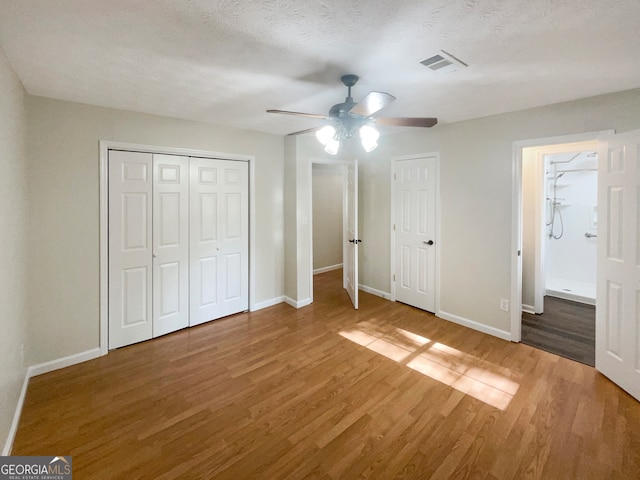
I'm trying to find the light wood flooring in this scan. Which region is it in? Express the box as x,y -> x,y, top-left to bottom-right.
13,270 -> 640,479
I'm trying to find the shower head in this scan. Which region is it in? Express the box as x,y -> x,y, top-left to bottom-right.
550,152 -> 581,165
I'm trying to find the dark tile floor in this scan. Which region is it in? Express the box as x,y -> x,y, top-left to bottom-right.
522,296 -> 595,366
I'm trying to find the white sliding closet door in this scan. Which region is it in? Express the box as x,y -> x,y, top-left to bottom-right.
109,151 -> 153,349
190,158 -> 249,326
153,155 -> 190,337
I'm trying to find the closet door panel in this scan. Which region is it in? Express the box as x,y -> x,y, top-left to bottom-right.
190,158 -> 249,325
109,150 -> 153,349
190,160 -> 222,325
218,162 -> 249,316
153,155 -> 189,337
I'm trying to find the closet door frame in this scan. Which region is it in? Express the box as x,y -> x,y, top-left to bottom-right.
99,140 -> 256,356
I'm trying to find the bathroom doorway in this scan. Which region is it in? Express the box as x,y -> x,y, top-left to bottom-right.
520,140 -> 598,365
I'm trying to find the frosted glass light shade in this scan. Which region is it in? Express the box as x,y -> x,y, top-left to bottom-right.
324,139 -> 340,155
359,125 -> 379,153
316,125 -> 336,145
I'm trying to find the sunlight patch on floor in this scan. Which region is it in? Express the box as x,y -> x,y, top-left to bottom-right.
339,324 -> 519,410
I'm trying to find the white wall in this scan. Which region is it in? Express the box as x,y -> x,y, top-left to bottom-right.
356,88 -> 640,335
26,96 -> 285,366
312,163 -> 343,270
0,48 -> 28,452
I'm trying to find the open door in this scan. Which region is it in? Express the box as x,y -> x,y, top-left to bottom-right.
344,159 -> 359,309
596,129 -> 640,401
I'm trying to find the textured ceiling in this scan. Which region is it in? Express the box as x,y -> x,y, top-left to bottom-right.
1,0 -> 639,135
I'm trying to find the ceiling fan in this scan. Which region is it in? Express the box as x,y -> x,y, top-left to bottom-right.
267,74 -> 437,154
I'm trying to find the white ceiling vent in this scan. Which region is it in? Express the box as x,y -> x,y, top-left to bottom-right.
420,50 -> 468,74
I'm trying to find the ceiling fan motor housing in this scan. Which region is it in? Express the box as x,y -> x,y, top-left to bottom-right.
341,74 -> 359,87
329,74 -> 361,117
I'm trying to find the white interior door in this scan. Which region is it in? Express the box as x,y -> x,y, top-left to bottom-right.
153,154 -> 189,337
394,156 -> 437,312
190,158 -> 249,325
596,129 -> 640,401
344,159 -> 359,309
108,150 -> 153,349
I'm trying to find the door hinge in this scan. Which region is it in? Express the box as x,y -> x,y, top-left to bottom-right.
393,274 -> 396,281
393,224 -> 396,231
517,250 -> 521,256
394,173 -> 397,181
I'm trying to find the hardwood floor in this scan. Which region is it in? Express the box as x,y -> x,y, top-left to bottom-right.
522,296 -> 595,366
13,270 -> 640,479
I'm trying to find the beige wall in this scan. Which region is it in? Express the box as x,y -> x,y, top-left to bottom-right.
357,88 -> 640,334
26,96 -> 285,365
0,48 -> 28,452
312,164 -> 343,270
283,137 -> 298,300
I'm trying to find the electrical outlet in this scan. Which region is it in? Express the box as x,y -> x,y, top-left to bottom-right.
500,298 -> 509,312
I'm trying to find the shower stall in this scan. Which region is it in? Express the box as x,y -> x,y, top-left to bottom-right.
544,151 -> 597,305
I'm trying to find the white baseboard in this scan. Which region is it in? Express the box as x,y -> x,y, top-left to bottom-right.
252,296 -> 285,311
437,310 -> 512,342
546,289 -> 596,306
284,296 -> 312,309
313,264 -> 343,275
359,284 -> 391,300
522,304 -> 536,315
3,347 -> 102,455
2,372 -> 29,456
28,348 -> 102,378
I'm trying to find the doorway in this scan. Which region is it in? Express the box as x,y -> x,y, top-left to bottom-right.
514,128 -> 640,402
520,140 -> 598,364
311,161 -> 347,301
521,143 -> 598,364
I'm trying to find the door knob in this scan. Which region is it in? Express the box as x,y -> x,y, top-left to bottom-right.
424,240 -> 434,246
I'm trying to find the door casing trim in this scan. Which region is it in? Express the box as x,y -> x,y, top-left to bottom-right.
510,130 -> 613,342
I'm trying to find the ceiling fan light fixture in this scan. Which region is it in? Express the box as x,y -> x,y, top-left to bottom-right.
315,125 -> 336,145
359,124 -> 380,153
268,74 -> 437,149
324,138 -> 340,155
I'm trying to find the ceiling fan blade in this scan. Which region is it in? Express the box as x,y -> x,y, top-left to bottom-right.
349,91 -> 396,117
375,117 -> 438,128
287,126 -> 324,136
267,109 -> 329,120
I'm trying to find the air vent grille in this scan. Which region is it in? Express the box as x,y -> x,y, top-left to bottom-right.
420,50 -> 467,74
421,55 -> 452,70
